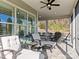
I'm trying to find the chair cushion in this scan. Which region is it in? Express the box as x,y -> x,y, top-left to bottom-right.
41,41 -> 55,46
32,33 -> 41,41
10,36 -> 21,51
1,36 -> 21,52
17,49 -> 41,59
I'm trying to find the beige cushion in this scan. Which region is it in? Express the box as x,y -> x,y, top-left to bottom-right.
17,49 -> 41,59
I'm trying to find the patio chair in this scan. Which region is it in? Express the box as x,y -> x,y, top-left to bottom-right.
31,33 -> 56,51
0,35 -> 44,59
50,32 -> 62,42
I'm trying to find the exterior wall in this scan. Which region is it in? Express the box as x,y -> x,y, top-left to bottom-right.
0,0 -> 38,34
4,0 -> 37,16
75,1 -> 79,55
71,0 -> 79,55
0,0 -> 38,44
4,0 -> 38,34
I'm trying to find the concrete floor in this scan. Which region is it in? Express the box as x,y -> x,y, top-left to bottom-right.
0,42 -> 79,59
46,42 -> 79,59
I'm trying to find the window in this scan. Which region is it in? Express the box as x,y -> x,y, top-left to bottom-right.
28,14 -> 36,33
38,21 -> 46,32
6,18 -> 12,34
0,2 -> 14,35
16,9 -> 27,38
0,2 -> 37,41
0,2 -> 37,48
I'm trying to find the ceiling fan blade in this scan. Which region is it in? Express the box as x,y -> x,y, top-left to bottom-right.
51,4 -> 60,6
50,0 -> 55,4
40,5 -> 47,8
40,1 -> 47,4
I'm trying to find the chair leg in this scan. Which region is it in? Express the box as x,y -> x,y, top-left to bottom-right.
52,42 -> 57,49
49,48 -> 52,53
12,51 -> 17,59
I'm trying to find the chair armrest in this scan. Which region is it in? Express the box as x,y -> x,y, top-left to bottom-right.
1,49 -> 16,52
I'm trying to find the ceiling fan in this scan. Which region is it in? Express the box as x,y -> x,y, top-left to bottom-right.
40,0 -> 60,10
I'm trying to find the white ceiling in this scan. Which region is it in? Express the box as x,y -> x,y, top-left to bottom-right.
22,0 -> 76,20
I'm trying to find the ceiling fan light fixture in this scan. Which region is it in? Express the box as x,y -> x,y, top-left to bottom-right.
48,4 -> 51,7
47,4 -> 51,9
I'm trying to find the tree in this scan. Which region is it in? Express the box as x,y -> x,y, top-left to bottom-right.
39,22 -> 45,29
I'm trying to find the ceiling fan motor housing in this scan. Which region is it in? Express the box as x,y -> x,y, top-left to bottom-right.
49,7 -> 51,10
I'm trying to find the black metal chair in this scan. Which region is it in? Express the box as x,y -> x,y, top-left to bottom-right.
31,33 -> 56,51
51,32 -> 62,42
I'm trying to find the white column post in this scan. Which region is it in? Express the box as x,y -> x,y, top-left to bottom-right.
12,8 -> 14,35
35,12 -> 38,33
69,17 -> 72,44
45,19 -> 48,40
72,8 -> 76,49
70,17 -> 73,45
27,12 -> 29,34
45,19 -> 48,33
14,8 -> 17,35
